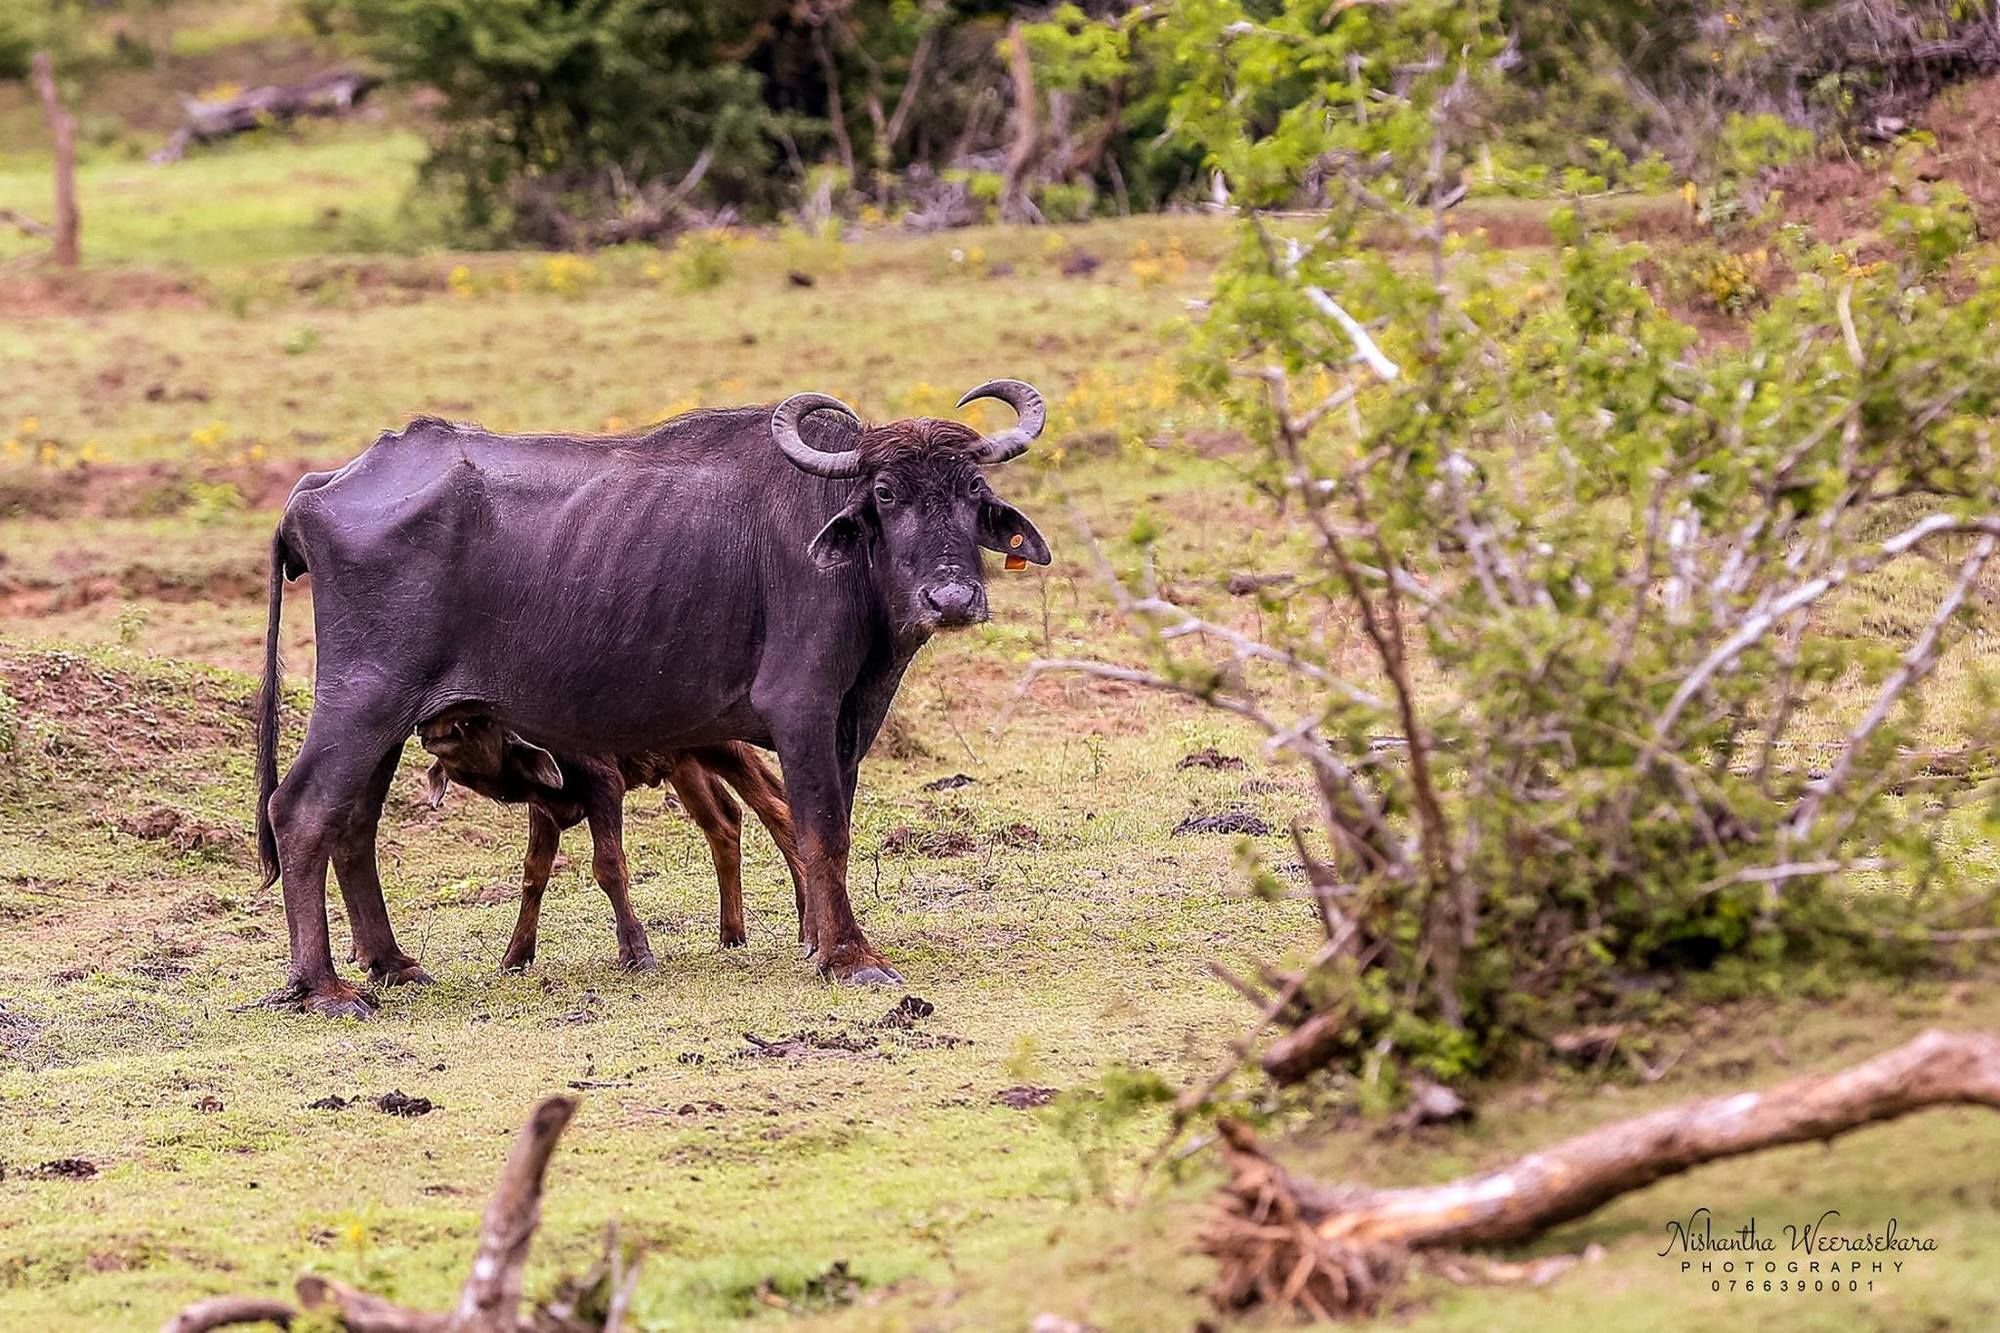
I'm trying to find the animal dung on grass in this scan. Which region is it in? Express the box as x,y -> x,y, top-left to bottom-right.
375,1090 -> 437,1117
1173,808 -> 1271,836
1176,747 -> 1246,771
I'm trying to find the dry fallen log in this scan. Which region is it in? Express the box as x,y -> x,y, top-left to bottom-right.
1206,1028 -> 2000,1319
162,1095 -> 632,1333
152,70 -> 379,164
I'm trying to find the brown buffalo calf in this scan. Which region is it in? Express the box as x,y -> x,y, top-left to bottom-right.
417,708 -> 804,970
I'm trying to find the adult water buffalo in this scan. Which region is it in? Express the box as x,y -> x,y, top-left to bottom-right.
254,382 -> 1050,1016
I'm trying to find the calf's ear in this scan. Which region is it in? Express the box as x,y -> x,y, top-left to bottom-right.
977,498 -> 1051,566
808,497 -> 876,571
504,733 -> 564,789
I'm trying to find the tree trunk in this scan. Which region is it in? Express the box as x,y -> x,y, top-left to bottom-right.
812,24 -> 857,181
1206,1029 -> 2000,1319
30,52 -> 79,268
998,21 -> 1040,224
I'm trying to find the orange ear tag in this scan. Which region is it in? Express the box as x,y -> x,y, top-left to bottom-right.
1005,533 -> 1027,570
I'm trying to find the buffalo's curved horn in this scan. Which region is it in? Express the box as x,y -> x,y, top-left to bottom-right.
957,379 -> 1045,465
771,392 -> 865,478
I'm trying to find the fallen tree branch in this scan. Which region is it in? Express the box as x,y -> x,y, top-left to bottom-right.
0,207 -> 52,239
1205,1028 -> 2000,1318
161,1095 -> 625,1333
151,69 -> 379,164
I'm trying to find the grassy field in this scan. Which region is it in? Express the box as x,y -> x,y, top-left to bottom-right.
6,94 -> 2000,1333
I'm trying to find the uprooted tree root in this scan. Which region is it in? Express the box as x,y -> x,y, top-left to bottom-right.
163,1095 -> 639,1333
1204,1028 -> 2000,1320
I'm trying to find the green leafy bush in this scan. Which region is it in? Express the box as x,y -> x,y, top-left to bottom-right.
1040,0 -> 2000,1093
327,0 -> 778,243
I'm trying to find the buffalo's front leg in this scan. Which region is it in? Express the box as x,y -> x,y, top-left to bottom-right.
500,806 -> 562,971
771,730 -> 901,986
578,762 -> 657,971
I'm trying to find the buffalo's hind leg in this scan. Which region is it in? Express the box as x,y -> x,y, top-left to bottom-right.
668,760 -> 749,948
332,741 -> 433,989
262,722 -> 398,1017
500,806 -> 562,971
578,762 -> 657,971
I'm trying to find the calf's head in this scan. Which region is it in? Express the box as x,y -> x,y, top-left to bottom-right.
771,379 -> 1050,634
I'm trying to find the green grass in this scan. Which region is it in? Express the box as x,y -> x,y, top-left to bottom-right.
6,117 -> 2000,1332
0,131 -> 426,270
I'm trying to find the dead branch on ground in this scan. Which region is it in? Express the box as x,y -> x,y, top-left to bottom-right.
161,1095 -> 636,1333
151,70 -> 380,164
1205,1029 -> 2000,1318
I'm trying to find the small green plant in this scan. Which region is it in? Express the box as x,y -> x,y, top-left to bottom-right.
184,481 -> 247,525
115,603 -> 151,648
1883,179 -> 1975,275
282,326 -> 322,356
1046,1065 -> 1175,1201
671,230 -> 734,292
0,683 -> 17,757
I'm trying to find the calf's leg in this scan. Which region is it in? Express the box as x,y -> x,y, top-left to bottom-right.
700,743 -> 807,943
577,762 -> 657,971
667,760 -> 749,948
500,806 -> 562,971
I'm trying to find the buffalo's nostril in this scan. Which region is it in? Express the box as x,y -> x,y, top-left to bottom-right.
925,583 -> 978,617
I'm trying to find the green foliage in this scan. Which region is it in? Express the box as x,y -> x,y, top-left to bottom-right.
1713,111 -> 1817,180
1113,0 -> 2000,1091
670,228 -> 735,292
1046,1064 -> 1175,1201
328,0 -> 777,242
1655,239 -> 1772,314
1882,179 -> 1977,275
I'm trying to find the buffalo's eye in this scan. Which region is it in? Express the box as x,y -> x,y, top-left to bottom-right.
874,483 -> 897,505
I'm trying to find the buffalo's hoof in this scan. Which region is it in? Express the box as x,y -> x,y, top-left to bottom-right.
368,959 -> 435,988
720,930 -> 748,949
255,979 -> 377,1019
499,953 -> 535,974
619,952 -> 661,973
820,952 -> 905,987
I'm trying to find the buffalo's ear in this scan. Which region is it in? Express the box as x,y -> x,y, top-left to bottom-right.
808,497 -> 876,571
977,497 -> 1051,565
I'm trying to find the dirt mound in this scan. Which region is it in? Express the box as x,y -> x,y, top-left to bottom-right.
0,646 -> 246,761
0,457 -> 314,522
0,268 -> 206,320
1774,75 -> 2000,248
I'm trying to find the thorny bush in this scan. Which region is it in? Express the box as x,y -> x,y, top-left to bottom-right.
1033,0 -> 2000,1091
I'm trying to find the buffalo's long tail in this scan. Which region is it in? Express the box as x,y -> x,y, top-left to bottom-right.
255,528 -> 290,887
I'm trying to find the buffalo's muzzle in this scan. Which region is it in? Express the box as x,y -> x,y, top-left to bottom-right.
923,581 -> 984,626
